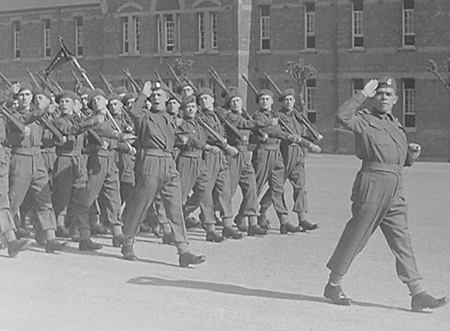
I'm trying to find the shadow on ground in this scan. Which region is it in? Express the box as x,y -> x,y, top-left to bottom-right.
127,276 -> 414,313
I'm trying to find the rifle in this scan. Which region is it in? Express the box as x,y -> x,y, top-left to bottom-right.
26,69 -> 40,88
0,72 -> 12,88
208,67 -> 256,123
1,105 -> 26,133
263,71 -> 322,141
241,74 -> 296,136
155,70 -> 227,146
36,71 -> 61,94
98,71 -> 114,94
122,68 -> 142,93
48,75 -> 64,93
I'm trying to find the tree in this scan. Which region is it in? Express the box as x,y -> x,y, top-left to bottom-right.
285,58 -> 317,115
427,58 -> 450,161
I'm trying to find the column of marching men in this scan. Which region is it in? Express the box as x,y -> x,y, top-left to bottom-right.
0,77 -> 321,266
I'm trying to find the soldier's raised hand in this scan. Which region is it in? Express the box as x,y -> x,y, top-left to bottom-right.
363,79 -> 379,98
142,81 -> 152,98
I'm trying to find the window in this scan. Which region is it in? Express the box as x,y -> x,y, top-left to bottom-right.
134,16 -> 140,53
75,17 -> 83,57
211,12 -> 218,50
305,2 -> 315,49
198,13 -> 205,51
122,16 -> 140,55
352,78 -> 364,95
13,21 -> 20,59
122,17 -> 129,54
44,19 -> 51,58
260,5 -> 270,50
197,11 -> 218,52
403,78 -> 415,128
352,78 -> 364,110
157,14 -> 180,53
352,0 -> 364,48
403,0 -> 415,46
305,79 -> 316,123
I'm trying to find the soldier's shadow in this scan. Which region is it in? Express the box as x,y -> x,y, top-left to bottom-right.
127,276 -> 418,313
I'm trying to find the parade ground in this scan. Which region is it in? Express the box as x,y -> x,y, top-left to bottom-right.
1,154 -> 449,331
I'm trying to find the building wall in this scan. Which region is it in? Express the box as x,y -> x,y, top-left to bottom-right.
0,0 -> 449,159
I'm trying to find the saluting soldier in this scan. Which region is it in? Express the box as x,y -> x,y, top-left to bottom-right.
121,82 -> 205,267
52,90 -> 103,251
252,89 -> 300,233
7,82 -> 68,253
259,88 -> 320,232
324,77 -> 448,312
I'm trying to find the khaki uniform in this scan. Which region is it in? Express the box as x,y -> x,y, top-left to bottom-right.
327,91 -> 421,283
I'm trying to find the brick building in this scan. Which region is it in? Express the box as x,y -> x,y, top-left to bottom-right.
0,0 -> 449,159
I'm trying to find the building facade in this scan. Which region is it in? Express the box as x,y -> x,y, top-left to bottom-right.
0,0 -> 449,159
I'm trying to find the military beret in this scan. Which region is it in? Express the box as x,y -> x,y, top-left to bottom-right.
377,76 -> 397,91
255,89 -> 273,103
18,82 -> 33,94
221,85 -> 238,99
33,87 -> 52,101
55,90 -> 81,104
167,93 -> 181,103
180,95 -> 197,109
278,88 -> 296,102
115,86 -> 128,95
122,92 -> 138,105
196,87 -> 214,99
77,86 -> 92,96
176,81 -> 191,94
87,88 -> 107,107
108,93 -> 121,102
225,89 -> 242,106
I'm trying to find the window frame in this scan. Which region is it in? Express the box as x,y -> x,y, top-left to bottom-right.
43,19 -> 51,58
352,0 -> 364,49
75,17 -> 83,57
402,78 -> 416,128
13,21 -> 20,59
122,16 -> 130,54
305,79 -> 317,123
402,0 -> 415,47
304,2 -> 316,50
260,5 -> 270,51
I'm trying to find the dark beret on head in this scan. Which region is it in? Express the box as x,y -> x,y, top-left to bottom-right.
122,92 -> 138,105
196,87 -> 214,99
18,82 -> 34,94
278,88 -> 296,102
108,93 -> 121,102
180,95 -> 197,109
55,90 -> 81,104
255,89 -> 273,103
225,89 -> 242,106
377,76 -> 397,91
33,87 -> 52,101
87,88 -> 107,107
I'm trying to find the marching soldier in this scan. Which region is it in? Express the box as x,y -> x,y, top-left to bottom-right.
252,89 -> 300,233
223,89 -> 268,236
121,81 -> 205,267
107,93 -> 136,209
259,88 -> 320,232
52,90 -> 103,250
75,88 -> 135,248
7,82 -> 68,253
324,77 -> 448,311
175,95 -> 218,240
184,87 -> 242,241
0,96 -> 31,257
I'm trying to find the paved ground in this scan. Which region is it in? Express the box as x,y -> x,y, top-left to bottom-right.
1,154 -> 449,331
